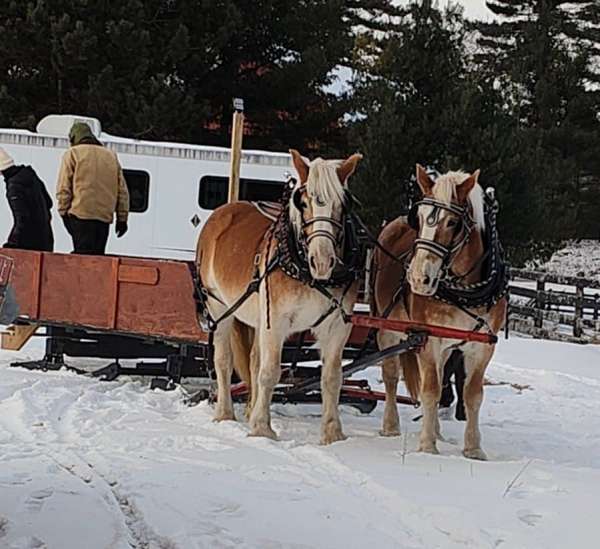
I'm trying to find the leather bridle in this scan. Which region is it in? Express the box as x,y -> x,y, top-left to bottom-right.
412,197 -> 475,265
293,184 -> 346,250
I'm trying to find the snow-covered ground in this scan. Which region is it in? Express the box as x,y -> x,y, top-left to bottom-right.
536,239 -> 600,279
1,336 -> 599,549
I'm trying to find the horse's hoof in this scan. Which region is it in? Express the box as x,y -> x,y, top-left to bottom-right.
380,429 -> 401,437
320,431 -> 347,445
249,426 -> 278,440
213,412 -> 236,423
417,443 -> 440,455
463,448 -> 488,461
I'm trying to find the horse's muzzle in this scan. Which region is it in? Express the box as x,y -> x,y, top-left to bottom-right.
407,255 -> 442,296
309,253 -> 336,281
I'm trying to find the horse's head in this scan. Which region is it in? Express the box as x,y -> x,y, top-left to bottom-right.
289,150 -> 362,280
407,165 -> 483,296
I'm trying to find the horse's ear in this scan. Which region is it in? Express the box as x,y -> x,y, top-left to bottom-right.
416,164 -> 434,195
337,153 -> 363,184
456,169 -> 480,203
289,149 -> 309,183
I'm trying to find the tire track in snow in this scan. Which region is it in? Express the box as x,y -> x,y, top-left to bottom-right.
0,377 -> 178,549
55,455 -> 177,549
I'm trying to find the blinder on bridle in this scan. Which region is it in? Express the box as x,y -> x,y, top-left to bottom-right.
291,182 -> 356,248
409,197 -> 474,262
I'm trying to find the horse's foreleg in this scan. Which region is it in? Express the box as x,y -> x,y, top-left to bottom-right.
381,356 -> 401,436
416,351 -> 441,454
213,320 -> 236,422
248,326 -> 282,440
316,319 -> 351,445
462,347 -> 493,460
377,330 -> 403,437
246,330 -> 260,420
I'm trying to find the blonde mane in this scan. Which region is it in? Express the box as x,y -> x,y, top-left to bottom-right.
432,171 -> 486,231
290,158 -> 346,233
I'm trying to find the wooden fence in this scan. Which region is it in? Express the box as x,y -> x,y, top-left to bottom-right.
508,268 -> 600,343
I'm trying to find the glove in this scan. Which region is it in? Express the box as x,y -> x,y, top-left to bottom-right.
116,221 -> 128,238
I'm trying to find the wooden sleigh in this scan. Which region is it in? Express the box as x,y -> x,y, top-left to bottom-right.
0,250 -> 495,412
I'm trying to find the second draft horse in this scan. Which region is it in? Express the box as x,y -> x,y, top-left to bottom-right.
373,166 -> 507,459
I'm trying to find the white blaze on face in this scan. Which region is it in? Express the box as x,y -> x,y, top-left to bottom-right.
307,192 -> 341,280
288,150 -> 362,281
408,204 -> 445,296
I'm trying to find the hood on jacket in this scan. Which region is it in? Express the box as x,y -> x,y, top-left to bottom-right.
2,165 -> 33,185
69,122 -> 102,146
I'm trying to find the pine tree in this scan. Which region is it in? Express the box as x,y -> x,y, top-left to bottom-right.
0,1 -> 354,151
349,2 -> 492,227
474,0 -> 600,240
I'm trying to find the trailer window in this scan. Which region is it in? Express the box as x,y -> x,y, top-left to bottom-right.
198,176 -> 284,210
123,169 -> 150,213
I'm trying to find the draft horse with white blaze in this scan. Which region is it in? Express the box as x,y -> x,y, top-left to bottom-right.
195,150 -> 363,444
372,166 -> 507,459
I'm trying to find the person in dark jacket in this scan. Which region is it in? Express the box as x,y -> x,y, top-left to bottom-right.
0,148 -> 54,252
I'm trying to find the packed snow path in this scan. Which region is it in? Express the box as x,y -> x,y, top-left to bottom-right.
0,336 -> 599,549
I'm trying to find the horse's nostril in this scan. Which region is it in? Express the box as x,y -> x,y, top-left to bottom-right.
310,256 -> 317,270
423,275 -> 431,285
329,257 -> 335,269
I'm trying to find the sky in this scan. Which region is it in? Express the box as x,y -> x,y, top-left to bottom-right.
396,0 -> 498,21
452,0 -> 497,21
327,1 -> 497,95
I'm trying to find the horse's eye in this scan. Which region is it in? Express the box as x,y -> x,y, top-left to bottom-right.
315,196 -> 326,207
447,218 -> 458,228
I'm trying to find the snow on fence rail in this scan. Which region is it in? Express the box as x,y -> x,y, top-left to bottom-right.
508,268 -> 600,343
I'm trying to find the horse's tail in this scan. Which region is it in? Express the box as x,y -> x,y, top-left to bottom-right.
231,319 -> 254,388
402,351 -> 421,402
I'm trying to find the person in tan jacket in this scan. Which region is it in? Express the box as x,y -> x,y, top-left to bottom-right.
56,122 -> 130,254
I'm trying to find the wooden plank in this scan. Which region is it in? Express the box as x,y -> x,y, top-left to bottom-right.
509,319 -> 590,344
32,252 -> 43,318
510,285 -> 600,309
0,255 -> 13,286
510,268 -> 600,289
574,286 -> 584,338
535,278 -> 545,328
39,254 -> 114,329
109,257 -> 120,330
228,99 -> 244,203
510,304 -> 600,329
118,265 -> 159,285
1,323 -> 38,351
115,259 -> 208,343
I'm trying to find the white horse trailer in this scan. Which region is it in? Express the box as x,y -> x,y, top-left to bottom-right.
0,114 -> 292,260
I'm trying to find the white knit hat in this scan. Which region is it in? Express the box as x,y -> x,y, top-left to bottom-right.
0,148 -> 15,171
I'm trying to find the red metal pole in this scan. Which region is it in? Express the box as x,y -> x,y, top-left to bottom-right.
341,386 -> 417,406
351,315 -> 498,344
